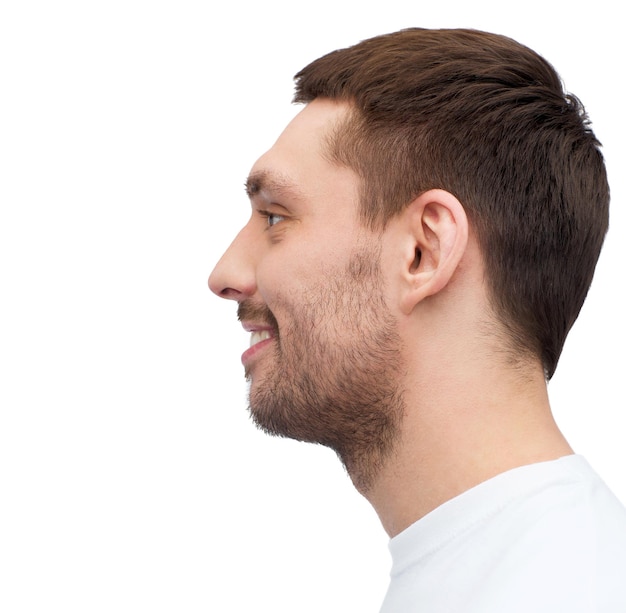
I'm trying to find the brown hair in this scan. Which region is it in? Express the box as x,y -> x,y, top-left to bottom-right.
293,28 -> 609,379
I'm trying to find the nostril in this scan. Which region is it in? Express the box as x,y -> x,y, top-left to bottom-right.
219,287 -> 242,300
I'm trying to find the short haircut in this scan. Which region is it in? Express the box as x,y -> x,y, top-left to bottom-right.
293,28 -> 609,379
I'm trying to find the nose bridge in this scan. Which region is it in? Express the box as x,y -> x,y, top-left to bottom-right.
208,220 -> 258,300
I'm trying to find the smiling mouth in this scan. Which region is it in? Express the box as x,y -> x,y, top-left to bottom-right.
250,329 -> 273,347
241,325 -> 276,368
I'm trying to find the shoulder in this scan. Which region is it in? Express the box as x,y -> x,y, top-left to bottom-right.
470,455 -> 626,611
381,455 -> 626,613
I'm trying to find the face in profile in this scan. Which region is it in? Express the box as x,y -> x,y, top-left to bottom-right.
209,99 -> 405,491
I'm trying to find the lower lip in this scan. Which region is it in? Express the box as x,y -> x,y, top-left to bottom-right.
241,337 -> 274,367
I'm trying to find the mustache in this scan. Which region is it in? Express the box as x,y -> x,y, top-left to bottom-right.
237,300 -> 279,331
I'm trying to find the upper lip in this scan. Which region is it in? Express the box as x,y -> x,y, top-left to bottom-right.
241,321 -> 275,334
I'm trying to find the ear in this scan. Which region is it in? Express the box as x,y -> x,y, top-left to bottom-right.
397,189 -> 469,315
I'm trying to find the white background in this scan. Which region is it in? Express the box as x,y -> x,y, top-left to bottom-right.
1,1 -> 624,611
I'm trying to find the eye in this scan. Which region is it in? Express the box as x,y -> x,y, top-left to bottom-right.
267,213 -> 285,227
259,210 -> 286,228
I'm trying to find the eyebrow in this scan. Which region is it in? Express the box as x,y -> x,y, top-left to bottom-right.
244,170 -> 304,203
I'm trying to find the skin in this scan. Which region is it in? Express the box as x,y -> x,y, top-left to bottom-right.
209,98 -> 573,538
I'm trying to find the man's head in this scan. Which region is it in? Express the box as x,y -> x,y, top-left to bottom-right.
293,27 -> 609,379
209,28 -> 609,489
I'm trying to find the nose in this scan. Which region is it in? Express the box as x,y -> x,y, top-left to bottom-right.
208,222 -> 257,301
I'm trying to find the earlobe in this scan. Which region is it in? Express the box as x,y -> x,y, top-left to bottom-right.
399,189 -> 469,315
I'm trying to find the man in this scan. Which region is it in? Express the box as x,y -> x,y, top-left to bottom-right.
209,28 -> 626,611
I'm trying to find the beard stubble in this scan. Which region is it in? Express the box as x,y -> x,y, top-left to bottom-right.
238,247 -> 405,494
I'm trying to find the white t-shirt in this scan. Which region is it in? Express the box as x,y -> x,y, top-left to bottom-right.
380,455 -> 626,612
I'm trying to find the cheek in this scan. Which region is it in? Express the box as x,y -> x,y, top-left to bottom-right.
257,246 -> 341,302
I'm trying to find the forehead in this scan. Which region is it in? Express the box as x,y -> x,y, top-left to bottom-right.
247,99 -> 357,205
271,97 -> 351,156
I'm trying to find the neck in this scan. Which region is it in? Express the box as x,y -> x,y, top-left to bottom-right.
359,354 -> 573,538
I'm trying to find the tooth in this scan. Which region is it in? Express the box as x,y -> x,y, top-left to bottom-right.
250,330 -> 271,347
